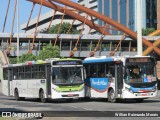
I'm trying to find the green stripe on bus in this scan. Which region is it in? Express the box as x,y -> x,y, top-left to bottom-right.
55,85 -> 83,92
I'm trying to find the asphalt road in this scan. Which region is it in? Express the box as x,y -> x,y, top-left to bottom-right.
0,83 -> 160,120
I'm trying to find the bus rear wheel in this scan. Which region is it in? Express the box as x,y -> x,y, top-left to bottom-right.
14,89 -> 20,101
40,90 -> 47,103
108,89 -> 116,103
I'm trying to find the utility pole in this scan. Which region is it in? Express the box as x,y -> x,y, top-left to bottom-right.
137,0 -> 143,56
17,0 -> 19,62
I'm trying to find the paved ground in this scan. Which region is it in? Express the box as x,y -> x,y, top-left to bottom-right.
0,83 -> 160,120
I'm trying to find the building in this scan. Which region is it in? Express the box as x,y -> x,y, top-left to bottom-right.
78,0 -> 158,34
21,10 -> 79,33
0,33 -> 159,58
146,0 -> 157,29
21,0 -> 158,34
157,0 -> 160,29
77,0 -> 98,34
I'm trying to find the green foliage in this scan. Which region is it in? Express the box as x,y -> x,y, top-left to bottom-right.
9,57 -> 17,64
18,53 -> 36,63
8,44 -> 61,64
142,28 -> 155,36
48,22 -> 80,34
9,54 -> 36,64
37,44 -> 60,60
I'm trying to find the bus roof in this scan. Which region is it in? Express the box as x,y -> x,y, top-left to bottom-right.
111,55 -> 152,62
45,58 -> 81,62
3,58 -> 82,68
83,56 -> 114,64
83,55 -> 152,64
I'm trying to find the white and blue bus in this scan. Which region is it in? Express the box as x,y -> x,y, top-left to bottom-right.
83,56 -> 158,102
2,58 -> 85,102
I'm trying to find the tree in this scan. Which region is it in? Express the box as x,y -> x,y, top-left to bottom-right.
8,44 -> 60,64
48,22 -> 80,34
18,53 -> 36,63
142,28 -> 155,36
36,44 -> 60,60
9,54 -> 36,64
9,57 -> 17,64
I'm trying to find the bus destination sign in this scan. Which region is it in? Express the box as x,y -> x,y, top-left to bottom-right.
127,58 -> 151,62
52,61 -> 82,65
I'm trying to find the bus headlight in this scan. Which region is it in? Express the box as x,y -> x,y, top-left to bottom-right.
78,84 -> 84,92
129,89 -> 134,93
125,87 -> 134,93
52,87 -> 60,93
125,87 -> 129,91
153,87 -> 157,92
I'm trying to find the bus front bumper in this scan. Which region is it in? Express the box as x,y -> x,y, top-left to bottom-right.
121,90 -> 158,99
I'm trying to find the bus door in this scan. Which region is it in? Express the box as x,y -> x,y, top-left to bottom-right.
4,68 -> 13,96
8,68 -> 13,96
115,62 -> 123,98
2,68 -> 8,96
46,65 -> 51,97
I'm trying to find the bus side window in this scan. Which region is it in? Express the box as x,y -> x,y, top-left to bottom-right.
32,73 -> 37,79
19,75 -> 22,79
90,64 -> 97,77
39,72 -> 45,79
92,73 -> 97,77
85,64 -> 91,78
13,75 -> 17,79
109,63 -> 115,77
97,63 -> 105,77
13,68 -> 18,80
18,67 -> 25,79
25,66 -> 31,79
39,66 -> 45,79
105,63 -> 110,77
3,68 -> 8,80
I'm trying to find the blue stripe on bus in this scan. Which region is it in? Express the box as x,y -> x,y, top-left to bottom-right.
83,58 -> 113,63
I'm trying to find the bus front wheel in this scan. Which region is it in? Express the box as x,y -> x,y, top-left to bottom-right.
14,89 -> 20,101
39,90 -> 47,103
108,89 -> 116,103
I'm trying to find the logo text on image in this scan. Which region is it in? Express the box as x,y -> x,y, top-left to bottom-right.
2,112 -> 12,117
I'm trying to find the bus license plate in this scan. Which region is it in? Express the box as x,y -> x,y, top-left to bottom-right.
68,94 -> 73,97
141,93 -> 147,96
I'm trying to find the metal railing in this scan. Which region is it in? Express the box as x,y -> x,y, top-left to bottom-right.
0,45 -> 137,52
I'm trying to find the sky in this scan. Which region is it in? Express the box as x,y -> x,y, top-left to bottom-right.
0,0 -> 77,33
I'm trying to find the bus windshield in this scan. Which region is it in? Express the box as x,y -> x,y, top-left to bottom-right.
52,67 -> 83,85
124,62 -> 157,84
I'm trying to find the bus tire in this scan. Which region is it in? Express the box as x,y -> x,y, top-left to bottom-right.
14,89 -> 20,101
40,90 -> 47,103
108,89 -> 116,103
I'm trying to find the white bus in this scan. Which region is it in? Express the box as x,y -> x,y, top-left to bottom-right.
83,56 -> 158,102
2,58 -> 85,102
